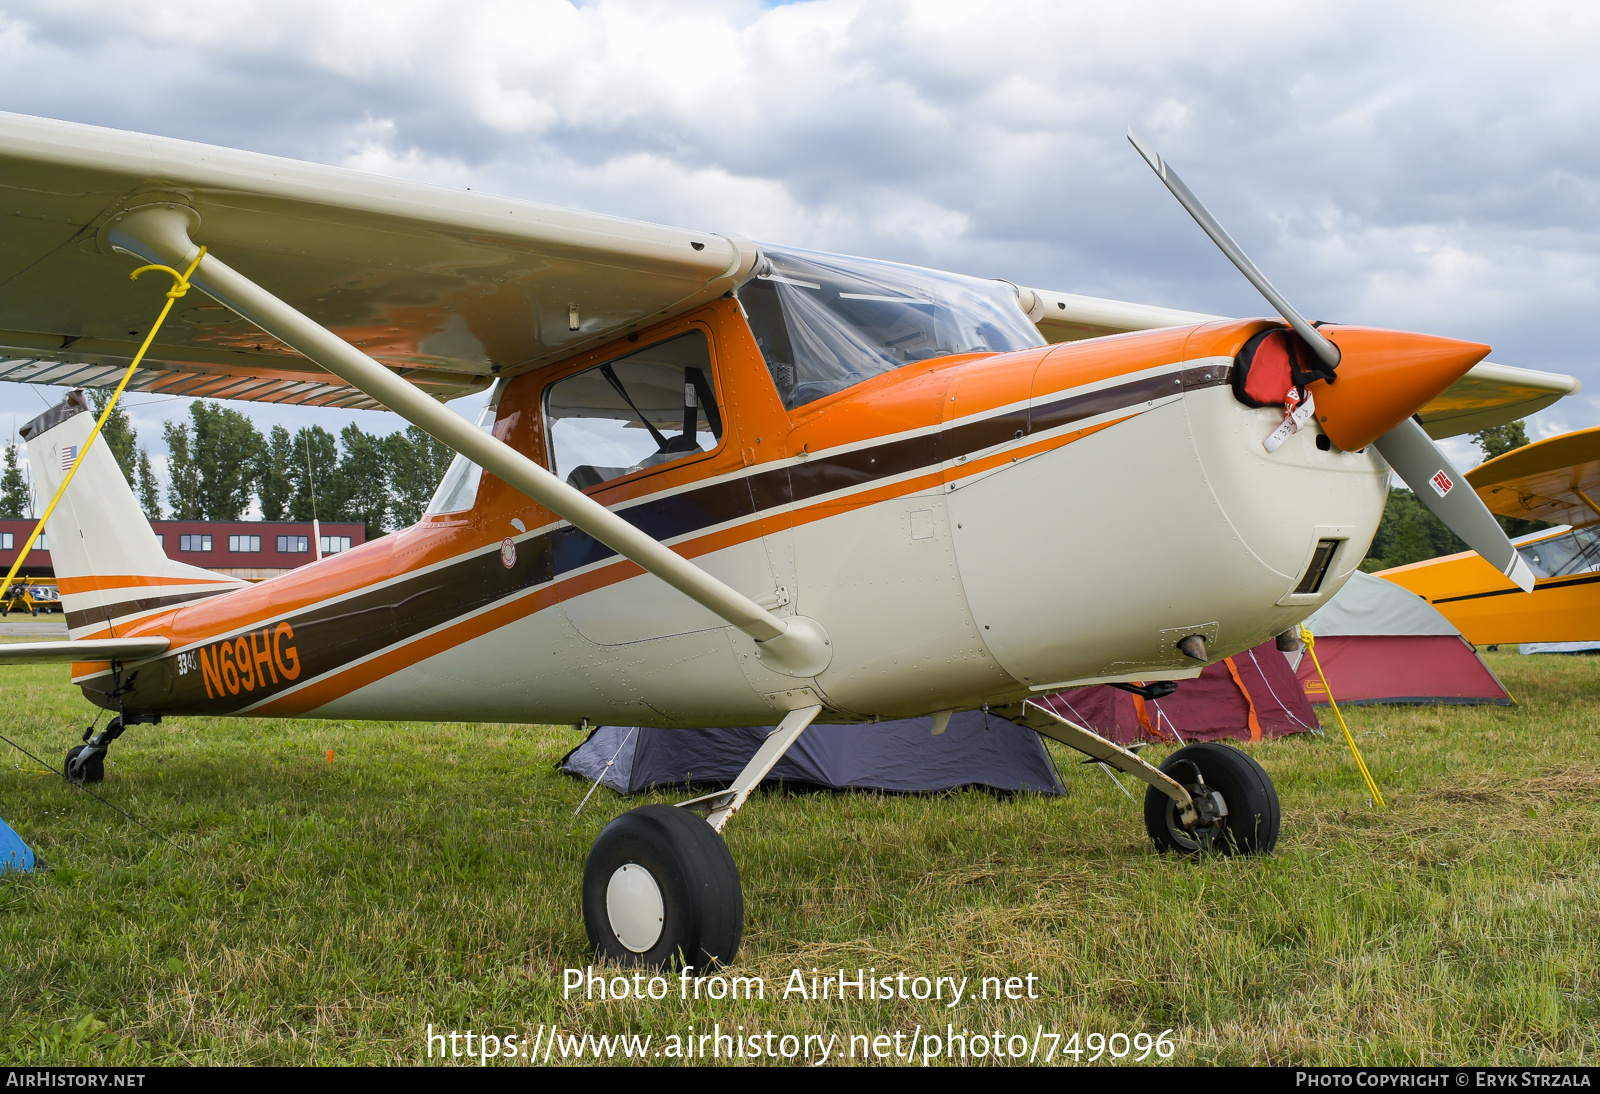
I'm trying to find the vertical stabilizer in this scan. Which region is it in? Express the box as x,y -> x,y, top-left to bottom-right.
21,391 -> 244,639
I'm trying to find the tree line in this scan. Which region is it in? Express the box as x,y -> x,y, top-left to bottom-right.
0,395 -> 456,537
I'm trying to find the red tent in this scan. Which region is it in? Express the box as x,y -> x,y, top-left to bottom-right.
1039,640 -> 1320,745
1293,572 -> 1511,706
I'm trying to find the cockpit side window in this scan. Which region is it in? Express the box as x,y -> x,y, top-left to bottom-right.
543,330 -> 723,490
736,245 -> 1044,411
1516,524 -> 1600,579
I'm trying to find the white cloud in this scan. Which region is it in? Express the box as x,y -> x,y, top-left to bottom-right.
0,0 -> 1597,455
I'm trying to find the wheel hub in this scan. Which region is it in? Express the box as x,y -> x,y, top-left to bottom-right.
605,863 -> 665,953
1165,782 -> 1229,851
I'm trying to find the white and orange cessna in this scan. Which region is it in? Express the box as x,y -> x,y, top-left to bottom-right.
0,113 -> 1576,970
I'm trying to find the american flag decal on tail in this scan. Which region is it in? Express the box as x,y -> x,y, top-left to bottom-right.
60,445 -> 77,471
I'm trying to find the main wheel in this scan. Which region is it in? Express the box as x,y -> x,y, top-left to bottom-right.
583,804 -> 743,972
64,744 -> 104,784
1144,742 -> 1279,855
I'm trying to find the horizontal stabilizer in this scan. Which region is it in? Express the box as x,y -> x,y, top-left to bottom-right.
0,637 -> 169,665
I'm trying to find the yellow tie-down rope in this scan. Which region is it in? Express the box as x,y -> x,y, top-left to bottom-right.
0,248 -> 207,609
1300,625 -> 1387,809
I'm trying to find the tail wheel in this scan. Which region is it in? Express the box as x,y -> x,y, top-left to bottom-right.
583,804 -> 742,972
1144,741 -> 1280,855
64,744 -> 105,784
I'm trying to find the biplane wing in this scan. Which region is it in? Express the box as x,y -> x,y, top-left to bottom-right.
1467,424 -> 1600,528
1018,286 -> 1581,439
0,110 -> 756,407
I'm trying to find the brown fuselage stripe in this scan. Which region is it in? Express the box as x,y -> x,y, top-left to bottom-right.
65,588 -> 229,631
1430,569 -> 1600,605
99,366 -> 1222,717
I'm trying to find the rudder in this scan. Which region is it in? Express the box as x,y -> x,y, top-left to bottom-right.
21,390 -> 243,639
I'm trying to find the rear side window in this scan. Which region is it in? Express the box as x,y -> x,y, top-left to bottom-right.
544,330 -> 723,490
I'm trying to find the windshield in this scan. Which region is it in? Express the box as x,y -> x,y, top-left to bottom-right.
736,246 -> 1043,410
1517,525 -> 1600,579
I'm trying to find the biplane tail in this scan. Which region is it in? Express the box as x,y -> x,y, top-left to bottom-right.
21,390 -> 245,640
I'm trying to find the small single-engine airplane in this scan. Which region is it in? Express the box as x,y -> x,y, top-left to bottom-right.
0,112 -> 1578,970
1382,425 -> 1600,643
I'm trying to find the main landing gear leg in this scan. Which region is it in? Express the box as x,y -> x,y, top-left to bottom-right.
582,705 -> 822,971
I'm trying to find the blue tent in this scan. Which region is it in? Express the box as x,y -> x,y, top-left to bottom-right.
0,814 -> 36,873
561,711 -> 1063,796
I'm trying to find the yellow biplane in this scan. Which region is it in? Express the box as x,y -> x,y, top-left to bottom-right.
1381,425 -> 1600,644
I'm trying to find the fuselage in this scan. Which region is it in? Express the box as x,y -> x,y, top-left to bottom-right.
74,294 -> 1390,728
1380,525 -> 1600,644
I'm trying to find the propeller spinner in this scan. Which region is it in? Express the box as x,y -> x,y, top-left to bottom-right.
1127,127 -> 1536,594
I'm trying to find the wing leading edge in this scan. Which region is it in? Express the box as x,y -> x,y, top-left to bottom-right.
0,111 -> 757,407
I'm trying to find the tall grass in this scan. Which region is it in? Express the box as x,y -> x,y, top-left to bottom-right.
1,652 -> 1595,1065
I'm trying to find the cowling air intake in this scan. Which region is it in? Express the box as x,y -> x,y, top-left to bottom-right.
1231,326 -> 1338,452
1231,326 -> 1337,410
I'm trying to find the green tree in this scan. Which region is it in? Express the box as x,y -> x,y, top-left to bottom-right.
163,420 -> 202,519
1361,488 -> 1469,573
190,401 -> 263,520
0,441 -> 29,519
88,388 -> 138,487
256,425 -> 294,522
1468,418 -> 1548,539
336,424 -> 390,537
1471,420 -> 1530,462
287,426 -> 342,522
387,425 -> 454,526
136,448 -> 162,521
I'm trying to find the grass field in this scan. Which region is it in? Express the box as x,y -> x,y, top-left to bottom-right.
1,651 -> 1597,1066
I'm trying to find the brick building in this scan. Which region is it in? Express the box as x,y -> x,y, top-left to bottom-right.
0,518 -> 366,581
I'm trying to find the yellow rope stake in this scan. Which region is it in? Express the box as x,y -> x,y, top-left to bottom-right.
0,247 -> 207,608
1300,625 -> 1387,809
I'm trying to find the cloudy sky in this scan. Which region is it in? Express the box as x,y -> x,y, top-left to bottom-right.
2,0 -> 1597,483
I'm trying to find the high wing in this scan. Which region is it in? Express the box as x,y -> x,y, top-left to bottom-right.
0,111 -> 756,408
1016,286 -> 1581,439
0,109 -> 1577,431
0,637 -> 169,665
1466,425 -> 1600,528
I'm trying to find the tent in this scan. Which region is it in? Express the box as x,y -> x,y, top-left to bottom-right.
560,711 -> 1063,796
1294,571 -> 1512,705
1036,639 -> 1321,745
0,815 -> 36,874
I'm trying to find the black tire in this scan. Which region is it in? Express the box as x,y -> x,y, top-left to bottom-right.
583,804 -> 742,972
64,744 -> 104,784
1144,742 -> 1279,855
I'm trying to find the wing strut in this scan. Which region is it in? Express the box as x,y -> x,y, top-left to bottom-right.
104,204 -> 831,679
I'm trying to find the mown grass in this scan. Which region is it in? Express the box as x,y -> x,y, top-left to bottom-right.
0,652 -> 1596,1066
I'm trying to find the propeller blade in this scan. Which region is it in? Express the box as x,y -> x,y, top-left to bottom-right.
1126,126 -> 1340,371
1373,418 -> 1536,592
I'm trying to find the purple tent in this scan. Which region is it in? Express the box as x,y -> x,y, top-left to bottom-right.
560,711 -> 1063,796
